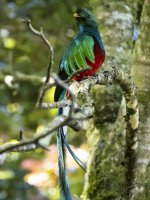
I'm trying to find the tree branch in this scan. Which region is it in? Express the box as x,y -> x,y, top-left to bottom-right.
78,67 -> 139,200
0,115 -> 67,154
23,18 -> 54,107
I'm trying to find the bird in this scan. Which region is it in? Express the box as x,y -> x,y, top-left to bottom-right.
54,8 -> 105,200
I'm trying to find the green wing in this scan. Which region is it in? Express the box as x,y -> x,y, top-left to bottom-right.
60,34 -> 95,76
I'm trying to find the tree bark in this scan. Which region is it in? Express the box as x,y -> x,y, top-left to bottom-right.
81,0 -> 145,199
131,0 -> 150,199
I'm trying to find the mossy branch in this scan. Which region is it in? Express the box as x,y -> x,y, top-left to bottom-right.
78,68 -> 139,200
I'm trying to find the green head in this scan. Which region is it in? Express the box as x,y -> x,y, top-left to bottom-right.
74,8 -> 98,28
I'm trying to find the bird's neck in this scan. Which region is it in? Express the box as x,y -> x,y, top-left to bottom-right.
79,25 -> 98,33
79,25 -> 105,51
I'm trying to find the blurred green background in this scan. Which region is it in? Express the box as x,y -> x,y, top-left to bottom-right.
0,0 -> 90,199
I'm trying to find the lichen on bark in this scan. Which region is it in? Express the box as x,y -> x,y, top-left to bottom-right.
81,0 -> 141,199
131,0 -> 150,199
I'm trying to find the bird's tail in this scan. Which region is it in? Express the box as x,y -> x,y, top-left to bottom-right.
57,105 -> 86,199
60,106 -> 86,171
61,132 -> 86,171
57,127 -> 72,200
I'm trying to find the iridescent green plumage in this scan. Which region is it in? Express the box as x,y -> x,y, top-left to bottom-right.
60,35 -> 95,75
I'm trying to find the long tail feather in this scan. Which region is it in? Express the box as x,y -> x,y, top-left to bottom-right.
57,127 -> 72,200
57,104 -> 86,200
61,132 -> 86,171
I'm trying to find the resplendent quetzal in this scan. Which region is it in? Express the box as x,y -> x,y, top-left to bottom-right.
54,8 -> 105,200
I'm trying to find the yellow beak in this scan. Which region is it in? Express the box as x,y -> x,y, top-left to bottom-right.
73,13 -> 80,18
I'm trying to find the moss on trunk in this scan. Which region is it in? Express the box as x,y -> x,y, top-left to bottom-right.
131,1 -> 150,199
81,0 -> 145,199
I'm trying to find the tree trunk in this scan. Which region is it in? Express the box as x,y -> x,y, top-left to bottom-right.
131,0 -> 150,199
81,0 -> 146,199
81,0 -> 150,200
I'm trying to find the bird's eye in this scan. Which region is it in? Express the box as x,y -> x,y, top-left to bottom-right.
87,14 -> 91,18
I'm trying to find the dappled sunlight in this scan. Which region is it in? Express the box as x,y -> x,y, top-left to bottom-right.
21,144 -> 88,199
22,144 -> 88,183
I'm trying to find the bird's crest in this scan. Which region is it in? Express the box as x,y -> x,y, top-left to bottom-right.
74,8 -> 98,27
76,8 -> 97,22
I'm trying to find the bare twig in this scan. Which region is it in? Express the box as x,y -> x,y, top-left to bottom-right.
65,67 -> 91,83
23,18 -> 54,107
36,142 -> 50,151
18,130 -> 24,141
14,71 -> 44,84
52,73 -> 76,118
0,115 -> 67,154
40,100 -> 72,109
0,71 -> 43,87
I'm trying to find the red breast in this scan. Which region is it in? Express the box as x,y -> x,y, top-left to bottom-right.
74,38 -> 105,81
